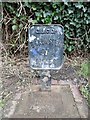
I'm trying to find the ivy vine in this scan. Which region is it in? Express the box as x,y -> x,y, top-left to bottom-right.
2,2 -> 90,57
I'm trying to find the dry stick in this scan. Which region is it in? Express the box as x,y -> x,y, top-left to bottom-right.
1,44 -> 8,59
10,32 -> 15,40
3,91 -> 13,102
18,0 -> 26,15
14,40 -> 26,54
21,3 -> 26,15
14,31 -> 22,46
20,31 -> 22,56
3,8 -> 11,18
3,15 -> 8,24
15,17 -> 27,24
5,18 -> 12,25
1,44 -> 15,65
24,32 -> 27,56
24,23 -> 29,31
3,11 -> 11,41
14,19 -> 28,54
15,24 -> 25,38
17,0 -> 22,15
15,31 -> 21,37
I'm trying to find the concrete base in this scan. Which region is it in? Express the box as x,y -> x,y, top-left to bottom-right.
10,85 -> 86,118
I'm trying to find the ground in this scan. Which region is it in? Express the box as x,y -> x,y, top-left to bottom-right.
0,43 -> 89,118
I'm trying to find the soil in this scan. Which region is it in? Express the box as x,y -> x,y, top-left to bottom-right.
1,54 -> 88,100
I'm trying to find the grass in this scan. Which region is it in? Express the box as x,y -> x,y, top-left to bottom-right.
79,60 -> 90,108
0,99 -> 5,108
80,83 -> 90,108
79,60 -> 90,77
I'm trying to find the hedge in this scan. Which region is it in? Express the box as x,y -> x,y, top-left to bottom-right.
2,2 -> 90,57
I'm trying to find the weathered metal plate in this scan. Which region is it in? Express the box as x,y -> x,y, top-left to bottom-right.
28,24 -> 64,70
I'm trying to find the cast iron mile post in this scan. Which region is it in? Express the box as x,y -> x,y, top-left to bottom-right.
28,24 -> 64,91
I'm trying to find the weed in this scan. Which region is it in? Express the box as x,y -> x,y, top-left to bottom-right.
79,60 -> 90,108
80,83 -> 90,108
79,60 -> 90,77
0,100 -> 5,108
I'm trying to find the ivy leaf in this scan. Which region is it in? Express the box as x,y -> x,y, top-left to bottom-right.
54,16 -> 58,20
68,9 -> 73,14
43,12 -> 51,18
68,46 -> 72,52
88,8 -> 90,13
76,24 -> 81,28
70,22 -> 76,26
32,6 -> 36,11
35,12 -> 41,17
19,23 -> 23,29
0,100 -> 4,107
41,19 -> 44,23
74,3 -> 83,9
12,25 -> 18,31
83,7 -> 87,12
64,1 -> 68,6
86,20 -> 89,24
64,44 -> 67,50
65,32 -> 70,38
65,24 -> 69,29
52,4 -> 57,9
44,17 -> 52,24
24,2 -> 31,8
12,18 -> 17,24
32,20 -> 37,24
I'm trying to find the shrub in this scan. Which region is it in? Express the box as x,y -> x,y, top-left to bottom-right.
2,2 -> 90,56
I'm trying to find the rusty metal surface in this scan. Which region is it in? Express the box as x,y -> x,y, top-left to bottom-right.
28,24 -> 64,70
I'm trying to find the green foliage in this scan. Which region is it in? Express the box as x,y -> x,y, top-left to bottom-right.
80,83 -> 90,108
12,25 -> 18,31
79,60 -> 90,108
2,2 -> 90,56
0,100 -> 5,108
79,60 -> 90,77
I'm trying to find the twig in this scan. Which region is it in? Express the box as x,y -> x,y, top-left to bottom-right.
5,18 -> 12,25
10,33 -> 15,40
14,40 -> 26,54
24,23 -> 28,31
3,8 -> 11,18
1,42 -> 9,59
18,0 -> 26,15
3,92 -> 13,101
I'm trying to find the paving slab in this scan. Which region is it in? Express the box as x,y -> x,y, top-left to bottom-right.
11,85 -> 81,118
